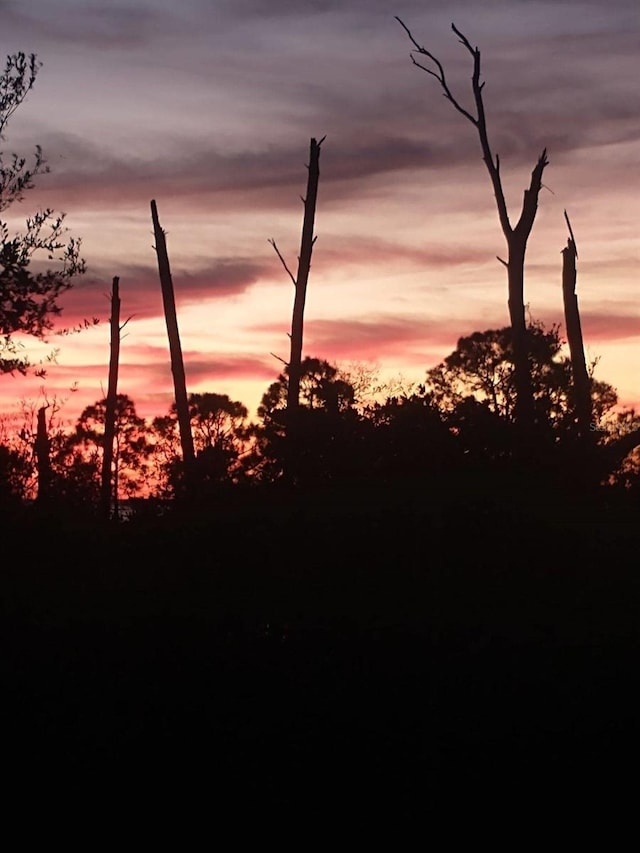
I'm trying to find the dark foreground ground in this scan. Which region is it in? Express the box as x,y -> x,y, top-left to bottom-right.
2,480 -> 639,818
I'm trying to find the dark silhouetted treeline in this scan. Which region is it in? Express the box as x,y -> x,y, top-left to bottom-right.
3,332 -> 639,815
2,43 -> 639,819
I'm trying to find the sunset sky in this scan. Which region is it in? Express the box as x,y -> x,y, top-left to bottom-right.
1,0 -> 638,433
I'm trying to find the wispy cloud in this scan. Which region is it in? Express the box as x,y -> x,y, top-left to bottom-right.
1,0 -> 637,424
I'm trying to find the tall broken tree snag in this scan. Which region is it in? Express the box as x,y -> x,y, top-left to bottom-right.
269,135 -> 325,424
150,199 -> 195,491
561,212 -> 592,439
396,19 -> 549,442
100,276 -> 127,520
557,211 -> 640,480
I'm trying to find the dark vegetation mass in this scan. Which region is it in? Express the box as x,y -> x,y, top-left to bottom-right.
2,32 -> 639,813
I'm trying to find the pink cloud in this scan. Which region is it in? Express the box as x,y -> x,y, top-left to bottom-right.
580,312 -> 640,343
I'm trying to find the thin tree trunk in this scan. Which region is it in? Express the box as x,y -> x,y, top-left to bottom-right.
35,405 -> 50,505
287,136 -> 323,416
269,136 -> 325,482
505,240 -> 535,436
150,199 -> 195,493
499,151 -> 548,444
561,218 -> 592,438
100,276 -> 120,519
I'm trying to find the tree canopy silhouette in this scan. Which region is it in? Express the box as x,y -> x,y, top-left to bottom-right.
56,394 -> 151,507
426,323 -> 615,428
0,52 -> 85,376
255,357 -> 359,485
420,323 -> 640,491
152,392 -> 249,496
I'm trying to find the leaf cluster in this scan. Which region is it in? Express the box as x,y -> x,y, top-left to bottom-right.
0,51 -> 86,376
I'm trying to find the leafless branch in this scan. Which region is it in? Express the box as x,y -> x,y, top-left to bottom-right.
395,16 -> 478,126
396,17 -> 515,236
451,23 -> 476,56
514,148 -> 549,238
268,238 -> 297,287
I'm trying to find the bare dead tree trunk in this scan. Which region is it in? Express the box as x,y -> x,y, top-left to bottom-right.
558,212 -> 640,480
100,276 -> 121,520
288,137 -> 323,415
35,405 -> 50,504
396,19 -> 549,445
561,213 -> 592,438
151,199 -> 195,494
269,136 -> 325,477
